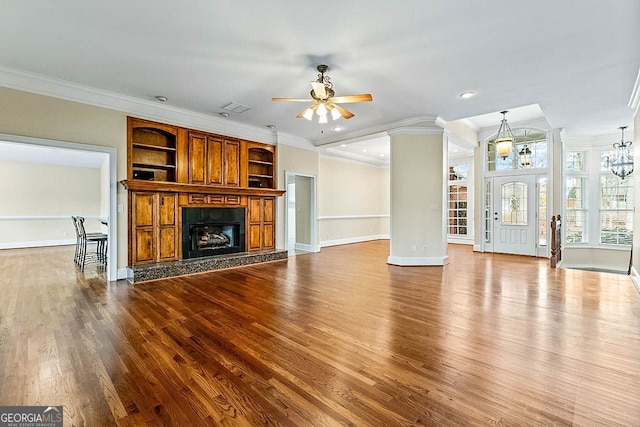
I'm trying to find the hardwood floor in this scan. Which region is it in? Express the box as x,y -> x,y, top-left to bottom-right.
1,242 -> 639,426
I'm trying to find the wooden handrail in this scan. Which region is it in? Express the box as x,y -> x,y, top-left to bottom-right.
550,215 -> 562,268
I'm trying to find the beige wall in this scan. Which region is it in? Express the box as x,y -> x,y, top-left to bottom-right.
389,132 -> 446,262
318,156 -> 389,245
276,142 -> 319,249
563,247 -> 631,272
0,160 -> 102,245
632,108 -> 640,276
0,86 -> 128,267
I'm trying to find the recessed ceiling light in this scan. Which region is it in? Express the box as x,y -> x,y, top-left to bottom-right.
340,144 -> 346,147
459,91 -> 474,99
333,126 -> 344,132
362,149 -> 367,153
155,95 -> 168,102
266,124 -> 276,129
380,154 -> 385,157
219,112 -> 230,118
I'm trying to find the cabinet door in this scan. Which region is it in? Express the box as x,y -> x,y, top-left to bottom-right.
262,223 -> 274,249
207,137 -> 223,185
224,139 -> 240,187
133,192 -> 154,227
188,133 -> 207,184
263,198 -> 274,223
248,197 -> 262,223
158,227 -> 178,261
132,192 -> 155,264
158,193 -> 178,261
134,229 -> 155,263
248,224 -> 263,251
158,193 -> 177,227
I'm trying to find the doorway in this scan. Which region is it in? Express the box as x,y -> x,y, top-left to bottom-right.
0,133 -> 118,281
285,171 -> 318,254
492,174 -> 537,256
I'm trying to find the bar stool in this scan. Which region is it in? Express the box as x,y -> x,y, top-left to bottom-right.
72,216 -> 107,271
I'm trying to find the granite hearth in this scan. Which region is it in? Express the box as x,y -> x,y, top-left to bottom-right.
128,249 -> 288,283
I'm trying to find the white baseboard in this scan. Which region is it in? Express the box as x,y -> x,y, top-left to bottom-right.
387,255 -> 450,266
0,239 -> 75,249
447,238 -> 473,245
320,234 -> 389,248
294,243 -> 317,252
560,263 -> 628,274
473,244 -> 482,252
117,267 -> 131,281
630,266 -> 640,295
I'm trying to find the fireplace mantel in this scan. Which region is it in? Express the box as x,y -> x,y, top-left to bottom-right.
120,180 -> 285,197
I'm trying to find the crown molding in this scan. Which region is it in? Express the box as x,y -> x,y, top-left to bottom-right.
629,66 -> 640,115
276,131 -> 317,151
0,65 -> 276,144
319,152 -> 388,167
313,115 -> 438,146
387,126 -> 443,136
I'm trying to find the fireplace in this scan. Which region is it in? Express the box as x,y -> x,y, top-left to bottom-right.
182,207 -> 245,260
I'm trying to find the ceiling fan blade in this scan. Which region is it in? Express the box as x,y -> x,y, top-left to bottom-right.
310,81 -> 327,100
330,94 -> 373,103
272,97 -> 314,102
330,103 -> 355,119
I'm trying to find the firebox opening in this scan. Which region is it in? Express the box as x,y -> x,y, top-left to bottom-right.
182,207 -> 246,260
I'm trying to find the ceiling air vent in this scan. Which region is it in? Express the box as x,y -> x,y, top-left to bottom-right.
221,102 -> 251,114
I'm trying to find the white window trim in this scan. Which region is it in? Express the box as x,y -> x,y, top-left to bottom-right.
447,157 -> 473,243
563,142 -> 632,248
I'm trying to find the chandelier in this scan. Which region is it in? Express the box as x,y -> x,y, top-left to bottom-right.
495,110 -> 515,159
607,126 -> 634,180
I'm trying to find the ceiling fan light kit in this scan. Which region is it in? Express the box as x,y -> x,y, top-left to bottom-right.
273,64 -> 372,123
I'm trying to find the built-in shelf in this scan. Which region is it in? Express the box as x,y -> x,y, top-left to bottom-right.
129,118 -> 178,183
132,143 -> 176,153
247,144 -> 275,189
133,163 -> 176,171
249,160 -> 273,166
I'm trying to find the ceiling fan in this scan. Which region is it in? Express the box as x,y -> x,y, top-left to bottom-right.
272,65 -> 373,123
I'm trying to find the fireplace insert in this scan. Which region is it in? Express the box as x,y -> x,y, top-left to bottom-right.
182,207 -> 245,259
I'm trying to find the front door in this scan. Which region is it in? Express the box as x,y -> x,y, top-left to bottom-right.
492,175 -> 537,256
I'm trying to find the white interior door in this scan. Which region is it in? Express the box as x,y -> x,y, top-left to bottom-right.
492,175 -> 537,256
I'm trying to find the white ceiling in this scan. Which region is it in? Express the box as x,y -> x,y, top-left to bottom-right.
0,141 -> 107,168
0,1 -> 638,154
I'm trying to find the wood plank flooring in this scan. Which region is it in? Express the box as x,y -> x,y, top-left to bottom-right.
1,241 -> 639,426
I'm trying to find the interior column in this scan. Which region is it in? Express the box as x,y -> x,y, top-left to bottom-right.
387,127 -> 449,266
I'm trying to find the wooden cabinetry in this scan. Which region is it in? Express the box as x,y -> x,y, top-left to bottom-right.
248,197 -> 274,250
130,191 -> 179,264
188,132 -> 240,187
128,118 -> 178,182
247,142 -> 275,189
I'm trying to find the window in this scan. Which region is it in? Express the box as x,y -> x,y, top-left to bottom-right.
599,175 -> 633,245
448,161 -> 472,239
448,185 -> 468,235
563,147 -> 633,247
538,178 -> 547,246
484,179 -> 492,244
565,177 -> 587,243
487,128 -> 547,171
501,182 -> 527,225
449,164 -> 468,180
